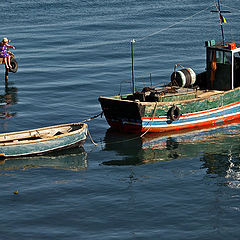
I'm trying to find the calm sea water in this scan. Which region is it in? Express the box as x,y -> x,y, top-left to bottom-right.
1,0 -> 240,239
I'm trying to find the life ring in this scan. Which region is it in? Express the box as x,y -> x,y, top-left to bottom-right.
168,106 -> 181,121
9,58 -> 18,73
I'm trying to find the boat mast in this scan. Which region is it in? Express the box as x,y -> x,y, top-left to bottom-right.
131,39 -> 135,94
212,0 -> 230,45
218,0 -> 225,45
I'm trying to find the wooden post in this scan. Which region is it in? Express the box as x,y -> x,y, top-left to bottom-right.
5,68 -> 9,86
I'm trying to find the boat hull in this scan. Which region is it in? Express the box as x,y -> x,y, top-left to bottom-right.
0,123 -> 88,158
107,106 -> 240,133
99,88 -> 240,133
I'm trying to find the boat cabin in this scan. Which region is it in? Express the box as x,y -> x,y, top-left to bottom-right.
205,40 -> 240,90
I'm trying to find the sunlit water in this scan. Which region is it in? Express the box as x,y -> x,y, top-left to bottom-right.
1,0 -> 240,239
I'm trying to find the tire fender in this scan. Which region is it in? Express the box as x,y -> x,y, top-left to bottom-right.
9,58 -> 18,73
168,106 -> 181,121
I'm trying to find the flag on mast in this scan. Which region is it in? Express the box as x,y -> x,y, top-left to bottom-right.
220,13 -> 227,23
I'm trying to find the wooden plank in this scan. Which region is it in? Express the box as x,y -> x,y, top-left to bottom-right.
0,126 -> 73,143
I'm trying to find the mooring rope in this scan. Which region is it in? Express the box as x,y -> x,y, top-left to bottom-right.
140,101 -> 158,137
80,111 -> 103,123
85,102 -> 159,146
78,2 -> 215,50
222,4 -> 240,13
99,102 -> 158,145
78,112 -> 103,146
138,4 -> 215,42
87,126 -> 98,146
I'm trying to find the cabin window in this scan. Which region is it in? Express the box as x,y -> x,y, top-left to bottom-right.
234,53 -> 240,88
223,51 -> 232,65
216,50 -> 223,63
208,49 -> 232,65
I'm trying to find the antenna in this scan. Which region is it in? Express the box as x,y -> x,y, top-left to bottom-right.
211,0 -> 230,45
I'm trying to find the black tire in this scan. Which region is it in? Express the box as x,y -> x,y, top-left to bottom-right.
9,58 -> 18,73
168,106 -> 181,121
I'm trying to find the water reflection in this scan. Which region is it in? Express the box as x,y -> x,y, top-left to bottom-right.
102,130 -> 142,166
0,83 -> 17,120
102,129 -> 191,166
201,150 -> 240,189
102,121 -> 240,168
0,147 -> 87,171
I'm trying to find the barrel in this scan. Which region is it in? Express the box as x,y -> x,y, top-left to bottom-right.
171,68 -> 196,88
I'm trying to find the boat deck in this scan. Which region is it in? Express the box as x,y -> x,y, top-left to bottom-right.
119,86 -> 225,103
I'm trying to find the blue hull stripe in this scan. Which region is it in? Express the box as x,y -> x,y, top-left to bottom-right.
142,103 -> 240,127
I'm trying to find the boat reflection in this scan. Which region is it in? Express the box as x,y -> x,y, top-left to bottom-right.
102,120 -> 240,168
0,147 -> 87,171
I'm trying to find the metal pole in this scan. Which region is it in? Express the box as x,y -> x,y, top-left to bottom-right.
150,73 -> 152,88
218,0 -> 225,45
131,39 -> 135,94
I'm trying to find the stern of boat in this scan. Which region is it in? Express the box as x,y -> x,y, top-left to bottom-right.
98,96 -> 145,132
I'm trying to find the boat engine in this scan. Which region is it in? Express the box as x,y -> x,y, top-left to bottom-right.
171,68 -> 196,88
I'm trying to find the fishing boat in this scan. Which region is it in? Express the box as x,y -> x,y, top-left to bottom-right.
98,1 -> 240,133
0,122 -> 88,158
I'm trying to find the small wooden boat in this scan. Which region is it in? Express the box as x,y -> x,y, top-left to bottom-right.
99,1 -> 240,133
0,122 -> 88,158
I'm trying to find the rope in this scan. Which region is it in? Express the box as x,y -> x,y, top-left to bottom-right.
75,112 -> 103,146
137,3 -> 215,42
140,101 -> 158,137
91,101 -> 159,146
81,101 -> 158,146
80,111 -> 103,123
87,126 -> 98,146
101,134 -> 140,145
77,3 -> 214,49
222,4 -> 240,13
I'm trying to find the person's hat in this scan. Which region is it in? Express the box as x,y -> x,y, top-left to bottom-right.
2,38 -> 9,43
